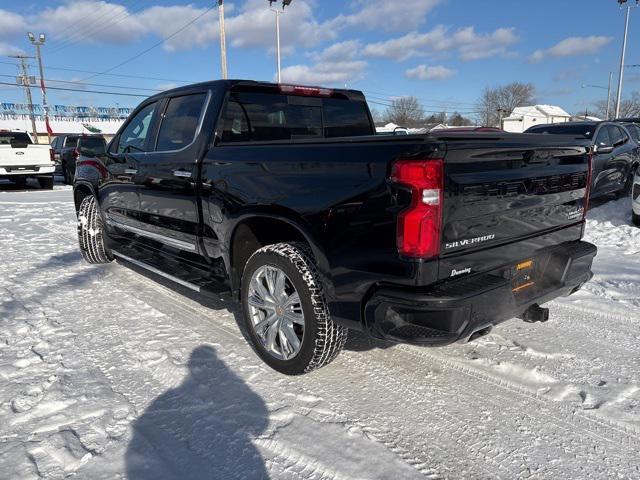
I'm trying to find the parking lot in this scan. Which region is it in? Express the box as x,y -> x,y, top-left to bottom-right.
0,182 -> 638,479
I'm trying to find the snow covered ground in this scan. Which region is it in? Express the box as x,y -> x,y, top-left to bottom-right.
1,182 -> 639,479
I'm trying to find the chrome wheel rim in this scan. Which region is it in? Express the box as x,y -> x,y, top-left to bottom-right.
247,265 -> 305,360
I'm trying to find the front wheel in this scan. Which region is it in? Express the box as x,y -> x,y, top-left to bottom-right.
77,195 -> 113,264
241,242 -> 347,375
633,211 -> 640,227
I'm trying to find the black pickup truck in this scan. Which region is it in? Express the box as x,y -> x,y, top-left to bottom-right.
73,80 -> 597,375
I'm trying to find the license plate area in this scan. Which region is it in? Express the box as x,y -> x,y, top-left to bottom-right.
511,259 -> 536,294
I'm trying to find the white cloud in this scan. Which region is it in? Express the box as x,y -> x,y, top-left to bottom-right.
529,36 -> 612,62
405,64 -> 456,80
311,40 -> 361,62
0,42 -> 24,56
137,5 -> 217,52
0,9 -> 27,40
362,25 -> 518,61
36,1 -> 145,44
329,0 -> 441,32
280,60 -> 367,86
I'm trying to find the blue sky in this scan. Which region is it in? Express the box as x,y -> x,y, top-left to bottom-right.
0,0 -> 638,120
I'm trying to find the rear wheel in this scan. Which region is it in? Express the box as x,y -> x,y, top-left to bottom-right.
63,163 -> 74,185
38,176 -> 54,189
633,211 -> 640,227
77,195 -> 113,264
241,242 -> 347,375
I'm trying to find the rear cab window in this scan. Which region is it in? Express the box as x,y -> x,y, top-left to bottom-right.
218,88 -> 373,143
0,132 -> 32,145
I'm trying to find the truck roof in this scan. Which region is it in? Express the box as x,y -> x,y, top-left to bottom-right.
148,79 -> 367,102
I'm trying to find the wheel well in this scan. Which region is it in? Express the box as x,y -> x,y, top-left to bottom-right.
230,217 -> 307,291
73,185 -> 93,213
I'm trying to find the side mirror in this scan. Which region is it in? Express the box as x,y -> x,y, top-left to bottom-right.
595,144 -> 614,154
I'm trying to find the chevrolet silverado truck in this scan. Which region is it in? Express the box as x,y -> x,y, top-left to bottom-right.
0,130 -> 55,189
72,80 -> 597,375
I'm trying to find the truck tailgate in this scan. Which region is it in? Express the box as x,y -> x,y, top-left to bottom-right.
438,134 -> 590,278
0,145 -> 53,168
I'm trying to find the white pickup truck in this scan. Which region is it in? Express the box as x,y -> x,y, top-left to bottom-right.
0,131 -> 55,189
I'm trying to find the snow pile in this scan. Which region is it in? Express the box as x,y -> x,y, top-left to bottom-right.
1,186 -> 639,478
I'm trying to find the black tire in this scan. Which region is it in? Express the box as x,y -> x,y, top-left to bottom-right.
241,242 -> 347,375
77,195 -> 113,264
633,211 -> 640,227
38,176 -> 54,189
63,163 -> 73,185
11,177 -> 27,187
619,165 -> 637,197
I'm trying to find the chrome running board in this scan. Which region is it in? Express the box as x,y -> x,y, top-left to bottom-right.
112,250 -> 201,293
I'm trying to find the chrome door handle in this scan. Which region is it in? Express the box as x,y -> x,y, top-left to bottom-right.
173,169 -> 192,178
124,168 -> 138,174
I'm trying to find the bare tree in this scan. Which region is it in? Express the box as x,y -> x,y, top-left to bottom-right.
593,91 -> 640,119
477,82 -> 536,127
448,112 -> 474,126
385,96 -> 425,127
369,107 -> 384,123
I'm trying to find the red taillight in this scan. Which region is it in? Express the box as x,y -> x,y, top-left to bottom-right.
72,148 -> 79,160
49,148 -> 54,162
279,84 -> 333,97
390,159 -> 444,258
583,152 -> 593,219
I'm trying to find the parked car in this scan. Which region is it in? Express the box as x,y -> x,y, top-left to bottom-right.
0,130 -> 55,189
73,80 -> 596,375
525,121 -> 640,199
51,134 -> 107,184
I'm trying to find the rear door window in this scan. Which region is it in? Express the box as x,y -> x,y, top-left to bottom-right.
64,136 -> 80,147
627,124 -> 640,142
155,93 -> 206,151
608,125 -> 627,146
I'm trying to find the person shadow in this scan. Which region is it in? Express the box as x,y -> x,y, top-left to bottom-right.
126,345 -> 270,480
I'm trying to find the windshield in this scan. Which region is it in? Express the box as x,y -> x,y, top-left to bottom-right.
526,124 -> 595,137
0,132 -> 32,145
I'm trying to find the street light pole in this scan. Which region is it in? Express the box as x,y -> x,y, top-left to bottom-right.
268,1 -> 293,83
615,1 -> 638,118
217,0 -> 228,79
28,32 -> 51,144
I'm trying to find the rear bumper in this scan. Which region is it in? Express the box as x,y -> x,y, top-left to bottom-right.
0,165 -> 55,176
363,240 -> 597,345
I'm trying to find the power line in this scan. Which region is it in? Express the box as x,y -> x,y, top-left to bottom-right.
79,6 -> 216,82
0,60 -> 194,83
0,81 -> 148,98
0,73 -> 162,92
48,0 -> 152,55
45,0 -> 143,52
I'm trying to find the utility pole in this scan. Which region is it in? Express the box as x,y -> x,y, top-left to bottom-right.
28,32 -> 51,144
268,1 -> 293,83
11,55 -> 38,143
615,1 -> 638,118
217,1 -> 228,79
